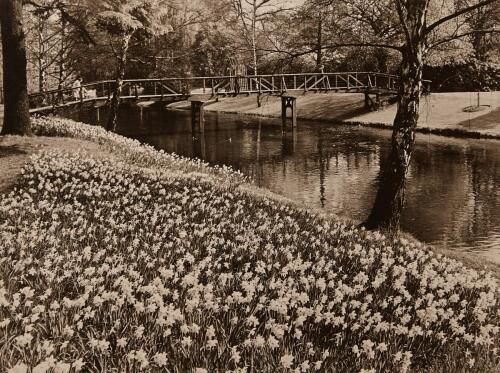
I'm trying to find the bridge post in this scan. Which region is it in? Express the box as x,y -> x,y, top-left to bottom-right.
281,95 -> 297,132
94,106 -> 101,125
191,100 -> 206,133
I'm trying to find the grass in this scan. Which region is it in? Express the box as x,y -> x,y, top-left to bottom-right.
0,117 -> 498,372
168,91 -> 500,139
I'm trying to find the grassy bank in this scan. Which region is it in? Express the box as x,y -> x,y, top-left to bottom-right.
0,117 -> 498,372
169,92 -> 500,139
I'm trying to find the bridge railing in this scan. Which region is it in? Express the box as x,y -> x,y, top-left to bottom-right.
28,72 -> 431,112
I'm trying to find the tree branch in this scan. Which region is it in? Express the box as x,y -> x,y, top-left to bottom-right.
24,0 -> 96,45
428,28 -> 499,50
292,42 -> 403,58
394,0 -> 412,44
425,0 -> 498,35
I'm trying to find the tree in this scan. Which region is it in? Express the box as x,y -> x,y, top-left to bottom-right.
273,0 -> 498,232
361,0 -> 499,232
230,0 -> 290,75
94,0 -> 172,131
292,0 -> 342,71
456,0 -> 500,62
191,28 -> 236,77
24,0 -> 99,90
0,0 -> 31,135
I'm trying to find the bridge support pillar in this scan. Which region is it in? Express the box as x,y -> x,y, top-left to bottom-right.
191,100 -> 206,133
364,91 -> 381,111
281,95 -> 297,132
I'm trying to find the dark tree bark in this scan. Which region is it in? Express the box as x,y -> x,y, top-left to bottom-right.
1,0 -> 31,135
106,33 -> 131,132
363,0 -> 426,232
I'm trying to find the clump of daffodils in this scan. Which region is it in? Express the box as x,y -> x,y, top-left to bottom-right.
0,118 -> 498,372
31,116 -> 246,185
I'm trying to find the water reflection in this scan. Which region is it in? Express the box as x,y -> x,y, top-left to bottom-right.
107,107 -> 499,262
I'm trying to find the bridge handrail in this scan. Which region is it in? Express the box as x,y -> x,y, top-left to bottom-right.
118,72 -> 402,82
28,80 -> 113,97
27,72 -> 431,97
27,71 -> 432,113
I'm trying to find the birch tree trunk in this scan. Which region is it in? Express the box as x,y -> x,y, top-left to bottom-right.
0,0 -> 31,136
57,16 -> 67,94
363,0 -> 426,232
106,33 -> 131,132
251,3 -> 258,75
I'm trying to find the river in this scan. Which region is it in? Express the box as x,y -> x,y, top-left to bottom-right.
105,105 -> 499,263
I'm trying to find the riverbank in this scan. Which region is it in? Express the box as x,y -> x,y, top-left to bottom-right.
0,117 -> 498,372
169,91 -> 500,139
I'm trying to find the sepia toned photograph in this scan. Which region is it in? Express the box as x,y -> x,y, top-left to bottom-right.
0,0 -> 499,372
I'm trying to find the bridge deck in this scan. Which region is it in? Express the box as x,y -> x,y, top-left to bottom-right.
28,72 -> 431,114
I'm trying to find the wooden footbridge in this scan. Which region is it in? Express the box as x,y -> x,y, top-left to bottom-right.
28,72 -> 431,114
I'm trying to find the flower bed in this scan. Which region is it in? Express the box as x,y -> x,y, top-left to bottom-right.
31,116 -> 246,185
0,118 -> 498,372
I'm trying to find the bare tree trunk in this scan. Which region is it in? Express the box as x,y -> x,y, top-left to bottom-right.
316,15 -> 323,70
0,0 -> 31,136
37,19 -> 46,92
57,16 -> 67,94
363,1 -> 426,233
106,33 -> 131,132
252,39 -> 258,75
251,0 -> 258,75
38,67 -> 46,92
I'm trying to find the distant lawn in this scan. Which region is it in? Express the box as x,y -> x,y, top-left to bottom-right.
170,91 -> 500,138
457,107 -> 500,130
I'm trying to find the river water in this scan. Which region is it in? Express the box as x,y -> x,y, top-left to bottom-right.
109,106 -> 499,263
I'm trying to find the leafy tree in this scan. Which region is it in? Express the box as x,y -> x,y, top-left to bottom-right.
93,0 -> 173,131
273,0 -> 499,232
291,0 -> 344,70
0,0 -> 31,135
360,0 -> 499,232
455,0 -> 500,62
190,28 -> 236,77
